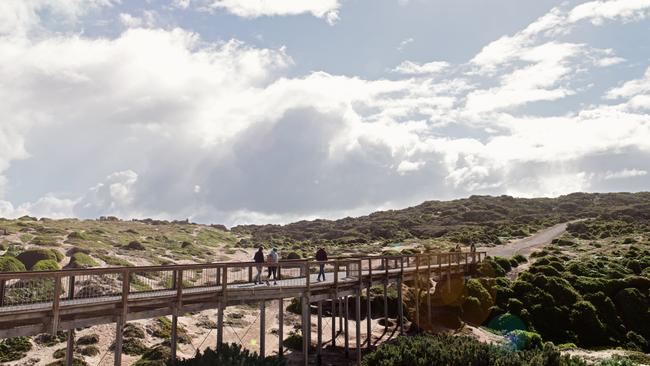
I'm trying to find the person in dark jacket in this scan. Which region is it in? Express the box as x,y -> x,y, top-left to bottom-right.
253,247 -> 264,284
315,247 -> 327,281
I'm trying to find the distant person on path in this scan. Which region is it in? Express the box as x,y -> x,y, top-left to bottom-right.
253,247 -> 264,284
266,248 -> 279,285
315,247 -> 328,281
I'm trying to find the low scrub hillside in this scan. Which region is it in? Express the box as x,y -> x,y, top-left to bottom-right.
232,192 -> 650,248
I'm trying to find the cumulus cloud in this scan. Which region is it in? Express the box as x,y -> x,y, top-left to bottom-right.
604,168 -> 648,179
206,0 -> 341,24
2,0 -> 650,224
392,60 -> 449,75
0,0 -> 117,36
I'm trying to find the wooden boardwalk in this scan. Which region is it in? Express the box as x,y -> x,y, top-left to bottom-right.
0,251 -> 486,365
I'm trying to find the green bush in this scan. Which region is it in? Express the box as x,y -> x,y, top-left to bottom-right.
77,334 -> 99,345
0,256 -> 26,272
32,259 -> 60,271
361,334 -> 585,366
176,343 -> 285,365
67,252 -> 98,268
0,337 -> 32,362
571,300 -> 608,347
134,345 -> 170,366
46,358 -> 88,366
493,257 -> 513,272
16,249 -> 62,269
461,296 -> 483,324
506,330 -> 543,350
80,345 -> 100,356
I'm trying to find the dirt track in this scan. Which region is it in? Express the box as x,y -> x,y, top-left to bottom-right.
483,222 -> 568,258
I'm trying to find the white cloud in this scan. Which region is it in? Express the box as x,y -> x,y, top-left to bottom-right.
397,37 -> 414,51
604,168 -> 648,179
2,0 -> 650,225
569,0 -> 650,25
207,0 -> 341,24
0,0 -> 117,36
172,0 -> 191,9
392,60 -> 449,75
606,66 -> 650,98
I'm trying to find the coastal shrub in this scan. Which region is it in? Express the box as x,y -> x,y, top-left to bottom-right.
77,334 -> 99,345
80,345 -> 100,356
506,330 -> 543,350
493,257 -> 512,272
67,252 -> 98,269
361,334 -> 586,366
134,345 -> 171,366
0,337 -> 32,362
0,256 -> 26,272
176,343 -> 285,365
570,301 -> 607,347
32,259 -> 60,271
16,249 -> 62,269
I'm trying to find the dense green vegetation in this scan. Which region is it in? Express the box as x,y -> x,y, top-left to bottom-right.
463,225 -> 650,353
362,334 -> 633,366
232,193 -> 650,248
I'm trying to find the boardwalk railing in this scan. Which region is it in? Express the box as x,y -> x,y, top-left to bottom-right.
0,250 -> 486,364
0,251 -> 485,313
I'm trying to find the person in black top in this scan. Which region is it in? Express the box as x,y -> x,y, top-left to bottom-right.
315,247 -> 328,281
253,247 -> 264,284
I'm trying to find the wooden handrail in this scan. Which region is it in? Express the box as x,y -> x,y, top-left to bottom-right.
0,251 -> 487,281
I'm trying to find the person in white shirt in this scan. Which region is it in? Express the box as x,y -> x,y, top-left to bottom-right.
265,248 -> 279,285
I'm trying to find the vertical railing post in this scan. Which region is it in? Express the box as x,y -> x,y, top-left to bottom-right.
398,257 -> 404,333
278,298 -> 284,358
0,279 -> 6,307
366,259 -> 372,347
415,255 -> 420,330
426,256 -> 432,328
260,300 -> 266,358
66,275 -> 75,366
51,275 -> 61,335
115,269 -> 130,366
217,265 -> 227,349
383,258 -> 389,333
317,301 -> 322,365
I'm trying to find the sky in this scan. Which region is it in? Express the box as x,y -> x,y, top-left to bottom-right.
0,0 -> 649,226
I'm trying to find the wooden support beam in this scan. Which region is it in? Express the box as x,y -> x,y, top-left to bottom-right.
355,289 -> 361,366
260,300 -> 266,358
447,253 -> 451,292
217,265 -> 228,350
317,301 -> 322,365
331,298 -> 336,348
366,281 -> 371,347
339,297 -> 343,331
344,296 -> 349,358
51,276 -> 61,334
65,275 -> 75,366
0,279 -> 5,307
114,315 -> 124,366
278,299 -> 284,358
383,281 -> 388,333
398,258 -> 404,334
301,294 -> 310,366
171,312 -> 178,364
397,278 -> 404,334
427,257 -> 432,328
216,301 -> 224,349
278,298 -> 284,358
415,256 -> 420,330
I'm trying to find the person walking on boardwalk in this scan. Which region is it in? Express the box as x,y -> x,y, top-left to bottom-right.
266,248 -> 279,285
253,247 -> 264,284
315,247 -> 328,281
